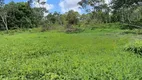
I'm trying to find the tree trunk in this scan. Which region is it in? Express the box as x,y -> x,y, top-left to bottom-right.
5,21 -> 8,33
0,15 -> 8,33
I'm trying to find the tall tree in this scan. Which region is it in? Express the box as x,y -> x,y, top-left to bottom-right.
0,0 -> 8,32
110,0 -> 142,29
111,0 -> 142,23
78,0 -> 111,23
66,10 -> 79,28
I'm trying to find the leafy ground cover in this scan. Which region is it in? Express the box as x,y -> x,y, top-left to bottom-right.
0,29 -> 142,80
125,37 -> 142,56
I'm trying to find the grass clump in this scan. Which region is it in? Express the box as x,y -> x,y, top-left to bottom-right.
125,40 -> 142,55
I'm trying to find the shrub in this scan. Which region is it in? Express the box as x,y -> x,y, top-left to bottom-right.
65,27 -> 84,33
125,40 -> 142,55
85,23 -> 122,30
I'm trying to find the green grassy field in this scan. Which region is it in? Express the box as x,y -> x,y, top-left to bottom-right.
0,29 -> 142,80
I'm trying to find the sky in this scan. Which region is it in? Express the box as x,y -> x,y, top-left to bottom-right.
5,0 -> 111,14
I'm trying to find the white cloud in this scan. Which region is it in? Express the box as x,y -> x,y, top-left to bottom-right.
33,0 -> 54,10
59,0 -> 112,13
59,0 -> 81,13
105,0 -> 111,4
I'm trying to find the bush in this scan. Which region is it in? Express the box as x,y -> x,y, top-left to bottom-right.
40,25 -> 54,32
65,27 -> 84,33
120,24 -> 135,30
84,23 -> 122,30
125,40 -> 142,55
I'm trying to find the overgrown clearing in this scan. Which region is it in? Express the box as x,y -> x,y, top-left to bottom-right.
0,29 -> 142,80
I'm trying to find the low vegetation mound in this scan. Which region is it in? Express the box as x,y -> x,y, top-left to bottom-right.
125,40 -> 142,55
65,28 -> 84,34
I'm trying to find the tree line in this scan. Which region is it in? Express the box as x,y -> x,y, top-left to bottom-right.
0,0 -> 142,32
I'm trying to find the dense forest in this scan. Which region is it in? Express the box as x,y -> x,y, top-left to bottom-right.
0,0 -> 142,32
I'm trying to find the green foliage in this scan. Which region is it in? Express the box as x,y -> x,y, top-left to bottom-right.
111,0 -> 142,29
111,0 -> 141,10
81,23 -> 122,30
125,40 -> 142,55
65,27 -> 84,34
45,12 -> 61,24
66,10 -> 79,26
0,29 -> 142,79
78,0 -> 111,23
1,0 -> 142,31
0,1 -> 44,30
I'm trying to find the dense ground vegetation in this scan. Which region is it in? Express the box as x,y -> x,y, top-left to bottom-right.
0,0 -> 142,79
0,29 -> 142,79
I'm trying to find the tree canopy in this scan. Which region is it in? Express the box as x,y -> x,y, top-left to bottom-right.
0,0 -> 142,31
